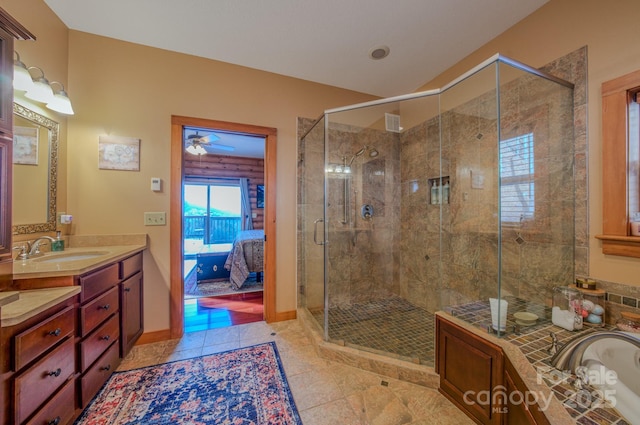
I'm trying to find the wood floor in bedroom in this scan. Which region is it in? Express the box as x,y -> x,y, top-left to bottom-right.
184,291 -> 264,333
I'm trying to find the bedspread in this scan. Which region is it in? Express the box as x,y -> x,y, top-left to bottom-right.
224,229 -> 264,289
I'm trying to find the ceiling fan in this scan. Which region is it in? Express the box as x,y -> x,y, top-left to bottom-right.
184,130 -> 235,155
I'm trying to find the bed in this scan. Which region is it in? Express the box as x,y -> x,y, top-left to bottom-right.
224,229 -> 264,289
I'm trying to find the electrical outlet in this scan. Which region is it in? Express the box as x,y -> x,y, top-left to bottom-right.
144,212 -> 166,226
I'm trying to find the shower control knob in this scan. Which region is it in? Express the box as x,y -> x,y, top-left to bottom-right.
361,204 -> 374,220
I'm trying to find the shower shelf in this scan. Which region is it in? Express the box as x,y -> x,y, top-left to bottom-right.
429,176 -> 450,205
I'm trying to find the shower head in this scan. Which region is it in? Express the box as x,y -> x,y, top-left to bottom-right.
347,145 -> 378,166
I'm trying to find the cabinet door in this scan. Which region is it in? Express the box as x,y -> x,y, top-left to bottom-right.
436,316 -> 504,425
120,271 -> 143,357
503,359 -> 551,425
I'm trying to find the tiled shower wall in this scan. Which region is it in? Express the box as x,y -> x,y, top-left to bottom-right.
399,66 -> 577,313
297,47 -> 589,314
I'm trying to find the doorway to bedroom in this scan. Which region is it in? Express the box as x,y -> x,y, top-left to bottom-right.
170,115 -> 277,338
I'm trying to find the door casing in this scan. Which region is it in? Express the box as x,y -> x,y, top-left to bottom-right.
170,115 -> 277,339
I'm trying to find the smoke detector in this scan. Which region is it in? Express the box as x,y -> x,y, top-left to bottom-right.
369,45 -> 390,60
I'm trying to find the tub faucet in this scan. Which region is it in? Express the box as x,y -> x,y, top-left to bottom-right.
550,330 -> 640,373
27,236 -> 56,257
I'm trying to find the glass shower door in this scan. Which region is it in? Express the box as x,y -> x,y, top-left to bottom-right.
298,117 -> 327,334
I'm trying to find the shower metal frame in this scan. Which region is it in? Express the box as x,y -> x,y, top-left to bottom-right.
314,53 -> 574,343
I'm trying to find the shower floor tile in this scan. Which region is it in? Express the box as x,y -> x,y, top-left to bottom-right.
313,296 -> 435,366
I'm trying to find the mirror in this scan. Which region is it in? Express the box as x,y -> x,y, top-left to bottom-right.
12,103 -> 58,234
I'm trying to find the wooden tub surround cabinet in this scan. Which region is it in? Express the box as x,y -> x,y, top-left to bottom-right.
436,314 -> 563,425
0,248 -> 145,425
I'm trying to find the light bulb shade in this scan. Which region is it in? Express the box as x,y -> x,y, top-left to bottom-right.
46,91 -> 74,115
13,61 -> 34,92
186,144 -> 206,155
25,76 -> 54,103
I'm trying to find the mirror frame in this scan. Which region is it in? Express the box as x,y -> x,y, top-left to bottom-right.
12,102 -> 58,234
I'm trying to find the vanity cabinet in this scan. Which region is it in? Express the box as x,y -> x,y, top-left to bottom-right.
76,265 -> 121,407
119,252 -> 143,357
0,296 -> 77,425
75,251 -> 144,407
435,316 -> 550,425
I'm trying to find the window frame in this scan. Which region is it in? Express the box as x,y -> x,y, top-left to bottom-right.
596,69 -> 640,258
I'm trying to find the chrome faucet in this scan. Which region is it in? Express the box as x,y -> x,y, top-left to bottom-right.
26,236 -> 56,258
550,330 -> 640,373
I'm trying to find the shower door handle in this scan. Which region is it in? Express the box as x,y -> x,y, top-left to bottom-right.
313,218 -> 325,245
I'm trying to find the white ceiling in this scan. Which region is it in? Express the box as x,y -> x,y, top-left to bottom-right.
43,0 -> 548,98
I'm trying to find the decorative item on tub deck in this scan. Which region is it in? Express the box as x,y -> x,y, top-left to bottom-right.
552,286 -> 584,331
489,298 -> 508,331
576,287 -> 606,326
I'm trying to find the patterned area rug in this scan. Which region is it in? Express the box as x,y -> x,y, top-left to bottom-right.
184,267 -> 263,299
75,342 -> 301,425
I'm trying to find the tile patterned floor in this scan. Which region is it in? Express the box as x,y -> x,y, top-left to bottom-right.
120,320 -> 473,425
312,297 -> 436,366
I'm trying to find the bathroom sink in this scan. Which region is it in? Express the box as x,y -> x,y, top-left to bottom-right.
30,251 -> 109,263
581,332 -> 640,425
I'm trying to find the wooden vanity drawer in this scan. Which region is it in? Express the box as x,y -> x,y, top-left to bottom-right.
80,314 -> 119,372
79,263 -> 119,303
14,338 -> 75,425
120,252 -> 142,280
80,286 -> 119,336
80,341 -> 120,407
14,306 -> 75,371
25,378 -> 75,425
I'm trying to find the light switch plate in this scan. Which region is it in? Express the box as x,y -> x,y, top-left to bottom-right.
144,211 -> 166,226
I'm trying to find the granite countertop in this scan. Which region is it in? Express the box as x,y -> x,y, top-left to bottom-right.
1,286 -> 80,327
0,291 -> 19,307
13,244 -> 146,280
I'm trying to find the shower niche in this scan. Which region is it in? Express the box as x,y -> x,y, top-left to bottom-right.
428,176 -> 450,205
298,54 -> 575,367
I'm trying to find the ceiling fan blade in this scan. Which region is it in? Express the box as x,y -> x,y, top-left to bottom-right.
209,143 -> 235,152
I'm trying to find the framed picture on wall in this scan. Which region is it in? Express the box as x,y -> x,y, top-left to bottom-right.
257,185 -> 265,208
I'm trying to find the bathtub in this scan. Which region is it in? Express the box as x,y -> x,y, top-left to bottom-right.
582,332 -> 640,425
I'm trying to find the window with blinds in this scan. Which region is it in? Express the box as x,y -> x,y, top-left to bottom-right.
500,133 -> 535,223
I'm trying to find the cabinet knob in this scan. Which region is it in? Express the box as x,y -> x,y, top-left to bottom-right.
47,368 -> 62,377
100,335 -> 111,341
100,364 -> 111,372
124,287 -> 131,292
48,417 -> 61,425
48,328 -> 62,337
99,304 -> 110,311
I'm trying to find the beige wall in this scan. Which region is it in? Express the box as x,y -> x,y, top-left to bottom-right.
65,33 -> 375,331
417,0 -> 640,287
6,0 -> 639,333
3,0 -> 376,332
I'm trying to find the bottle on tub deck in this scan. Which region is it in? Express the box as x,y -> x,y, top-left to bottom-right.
51,230 -> 65,252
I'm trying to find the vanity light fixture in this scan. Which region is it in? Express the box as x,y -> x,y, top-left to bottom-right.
13,51 -> 75,115
24,66 -> 54,103
46,82 -> 75,115
13,52 -> 34,92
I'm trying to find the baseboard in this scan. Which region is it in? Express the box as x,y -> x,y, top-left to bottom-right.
136,329 -> 172,345
272,310 -> 296,322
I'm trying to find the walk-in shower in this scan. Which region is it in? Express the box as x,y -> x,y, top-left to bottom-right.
297,54 -> 575,367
